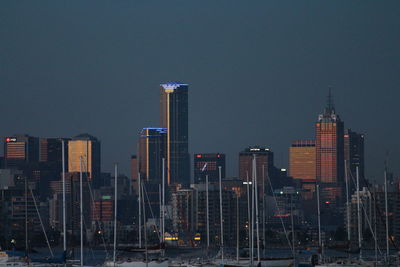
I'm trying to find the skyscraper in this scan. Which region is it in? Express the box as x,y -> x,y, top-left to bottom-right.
289,140 -> 316,180
68,133 -> 101,185
344,129 -> 365,185
138,127 -> 167,183
239,146 -> 274,197
4,134 -> 39,169
315,91 -> 344,202
193,153 -> 225,183
160,82 -> 189,186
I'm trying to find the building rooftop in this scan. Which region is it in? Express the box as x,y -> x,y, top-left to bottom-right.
160,82 -> 188,90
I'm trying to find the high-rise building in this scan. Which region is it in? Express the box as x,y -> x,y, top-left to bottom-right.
130,155 -> 138,194
344,129 -> 365,185
315,92 -> 344,202
193,153 -> 225,183
239,146 -> 274,195
289,140 -> 316,200
160,82 -> 189,186
4,134 -> 39,169
289,140 -> 316,180
68,134 -> 101,186
138,128 -> 167,183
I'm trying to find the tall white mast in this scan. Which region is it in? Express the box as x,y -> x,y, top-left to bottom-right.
138,173 -> 142,247
316,184 -> 321,247
62,140 -> 67,263
246,172 -> 252,266
262,164 -> 266,256
206,174 -> 210,250
162,158 -> 165,245
356,166 -> 362,260
344,160 -> 350,242
384,170 -> 389,259
236,193 -> 239,262
218,166 -> 224,264
253,156 -> 260,262
251,163 -> 255,267
113,164 -> 118,266
79,156 -> 83,267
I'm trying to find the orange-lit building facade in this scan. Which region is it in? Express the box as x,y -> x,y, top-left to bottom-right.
289,140 -> 316,200
289,140 -> 316,180
68,134 -> 100,185
315,100 -> 344,202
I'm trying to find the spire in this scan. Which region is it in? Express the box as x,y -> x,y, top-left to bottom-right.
323,87 -> 335,116
327,87 -> 334,111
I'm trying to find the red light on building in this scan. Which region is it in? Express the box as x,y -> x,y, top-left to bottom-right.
274,214 -> 289,217
6,138 -> 10,142
217,154 -> 220,158
325,201 -> 331,204
196,154 -> 202,158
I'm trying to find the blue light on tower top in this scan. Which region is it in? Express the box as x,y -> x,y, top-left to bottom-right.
160,82 -> 188,90
140,127 -> 167,138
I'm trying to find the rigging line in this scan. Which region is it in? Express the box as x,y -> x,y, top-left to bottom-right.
266,174 -> 293,253
142,182 -> 161,241
347,164 -> 384,255
80,156 -> 109,258
29,186 -> 54,257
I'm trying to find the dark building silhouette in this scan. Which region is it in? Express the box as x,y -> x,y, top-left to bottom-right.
239,146 -> 274,196
315,91 -> 344,203
193,153 -> 225,183
344,129 -> 365,189
160,82 -> 190,186
138,128 -> 167,183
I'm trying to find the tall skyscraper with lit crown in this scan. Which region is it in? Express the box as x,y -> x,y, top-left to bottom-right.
160,82 -> 189,185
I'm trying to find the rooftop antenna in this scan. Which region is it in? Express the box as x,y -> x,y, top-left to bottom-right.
327,87 -> 334,111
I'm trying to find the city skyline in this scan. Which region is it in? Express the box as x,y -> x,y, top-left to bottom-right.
1,1 -> 399,181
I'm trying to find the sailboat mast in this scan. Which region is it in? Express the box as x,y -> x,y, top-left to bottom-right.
356,166 -> 362,260
316,184 -> 321,247
262,164 -> 266,256
162,158 -> 165,244
138,173 -> 142,248
141,182 -> 148,266
218,166 -> 224,263
62,140 -> 67,263
246,172 -> 252,266
344,160 -> 350,242
206,174 -> 210,249
253,156 -> 260,262
113,164 -> 118,266
251,163 -> 255,267
236,193 -> 239,262
25,175 -> 28,257
384,170 -> 389,259
79,156 -> 83,267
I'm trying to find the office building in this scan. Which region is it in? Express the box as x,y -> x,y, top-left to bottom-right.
4,134 -> 39,169
193,153 -> 225,183
289,140 -> 316,180
315,92 -> 344,203
289,140 -> 316,200
68,133 -> 101,186
160,82 -> 190,186
239,146 -> 274,196
138,128 -> 167,183
344,129 -> 365,189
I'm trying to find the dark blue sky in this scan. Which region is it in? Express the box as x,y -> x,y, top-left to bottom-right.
1,1 -> 399,181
